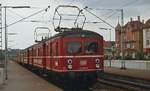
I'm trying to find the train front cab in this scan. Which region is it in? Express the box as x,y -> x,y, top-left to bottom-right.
50,30 -> 104,84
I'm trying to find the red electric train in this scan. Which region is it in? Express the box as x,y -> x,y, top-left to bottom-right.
17,5 -> 104,86
17,28 -> 104,84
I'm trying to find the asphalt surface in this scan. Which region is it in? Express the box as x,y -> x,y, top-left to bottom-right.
0,61 -> 62,91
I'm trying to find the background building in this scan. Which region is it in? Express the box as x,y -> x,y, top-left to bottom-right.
115,16 -> 144,59
143,19 -> 150,59
103,41 -> 115,59
115,23 -> 121,59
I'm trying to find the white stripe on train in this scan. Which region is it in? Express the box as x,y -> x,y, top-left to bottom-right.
25,55 -> 104,59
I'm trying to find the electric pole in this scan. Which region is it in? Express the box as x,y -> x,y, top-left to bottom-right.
0,4 -> 2,50
120,9 -> 126,69
1,5 -> 31,83
120,9 -> 124,59
4,7 -> 8,81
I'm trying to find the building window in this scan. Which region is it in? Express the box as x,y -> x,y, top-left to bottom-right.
116,44 -> 119,47
132,44 -> 134,48
146,29 -> 149,33
124,36 -> 126,40
132,52 -> 135,59
132,33 -> 135,40
146,29 -> 150,38
146,40 -> 149,46
127,43 -> 130,48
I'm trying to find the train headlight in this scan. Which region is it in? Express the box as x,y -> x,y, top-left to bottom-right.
67,59 -> 72,64
67,64 -> 72,70
67,59 -> 72,70
96,64 -> 100,68
95,58 -> 100,63
95,58 -> 100,68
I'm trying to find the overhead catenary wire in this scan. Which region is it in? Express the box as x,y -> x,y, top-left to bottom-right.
0,6 -> 50,29
105,11 -> 119,20
7,6 -> 50,27
104,0 -> 139,20
106,0 -> 139,22
84,6 -> 115,29
88,7 -> 117,19
87,0 -> 139,21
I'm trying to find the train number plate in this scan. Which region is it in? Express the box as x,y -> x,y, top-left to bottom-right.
80,60 -> 87,66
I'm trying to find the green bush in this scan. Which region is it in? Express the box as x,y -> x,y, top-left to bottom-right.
135,52 -> 144,60
124,55 -> 132,60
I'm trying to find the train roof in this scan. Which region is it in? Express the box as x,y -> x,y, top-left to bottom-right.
51,28 -> 103,39
24,28 -> 103,50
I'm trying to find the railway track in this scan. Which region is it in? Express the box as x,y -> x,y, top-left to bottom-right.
91,73 -> 150,91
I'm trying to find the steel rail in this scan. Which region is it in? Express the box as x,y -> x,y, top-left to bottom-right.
97,73 -> 150,91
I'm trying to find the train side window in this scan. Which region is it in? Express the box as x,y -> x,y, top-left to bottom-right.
46,45 -> 48,56
33,49 -> 36,56
38,48 -> 40,56
31,50 -> 33,56
36,48 -> 38,56
56,42 -> 58,56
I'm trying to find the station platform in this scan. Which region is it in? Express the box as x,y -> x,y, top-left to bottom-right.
104,67 -> 150,81
0,61 -> 62,91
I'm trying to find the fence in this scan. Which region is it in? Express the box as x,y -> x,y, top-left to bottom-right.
104,60 -> 150,70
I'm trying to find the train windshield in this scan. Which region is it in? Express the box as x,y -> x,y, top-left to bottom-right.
85,42 -> 98,54
67,42 -> 81,55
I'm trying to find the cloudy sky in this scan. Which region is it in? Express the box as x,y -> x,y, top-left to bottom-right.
0,0 -> 150,49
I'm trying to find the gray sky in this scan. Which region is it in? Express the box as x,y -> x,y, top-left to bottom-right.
0,0 -> 150,49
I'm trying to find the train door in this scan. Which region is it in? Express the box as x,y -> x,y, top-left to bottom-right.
56,42 -> 59,69
27,49 -> 29,64
50,42 -> 52,70
22,51 -> 24,64
45,43 -> 49,70
31,48 -> 34,66
43,43 -> 46,69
